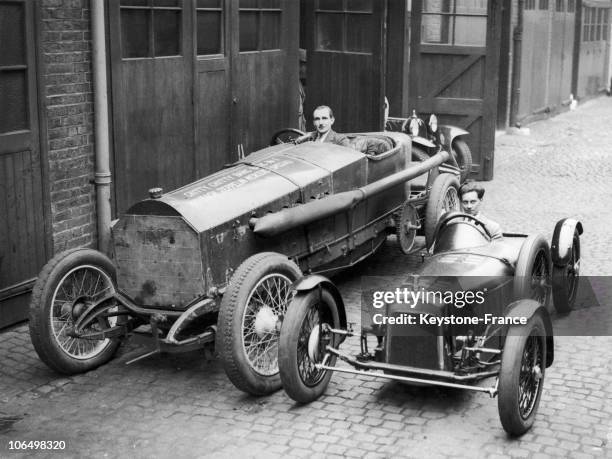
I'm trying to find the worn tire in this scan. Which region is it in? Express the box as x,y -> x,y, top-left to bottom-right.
513,235 -> 551,308
451,138 -> 473,183
279,289 -> 340,403
424,174 -> 460,248
552,230 -> 580,314
498,313 -> 547,436
28,248 -> 122,374
216,252 -> 302,395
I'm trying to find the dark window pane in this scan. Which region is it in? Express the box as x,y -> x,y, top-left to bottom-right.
318,0 -> 343,11
0,71 -> 28,133
317,13 -> 343,50
198,0 -> 221,7
260,0 -> 281,8
154,10 -> 181,56
555,0 -> 563,12
347,0 -> 372,12
121,9 -> 150,58
261,12 -> 280,49
121,0 -> 149,5
346,14 -> 372,52
568,0 -> 574,12
539,0 -> 548,10
454,15 -> 486,45
0,3 -> 26,66
240,0 -> 259,8
240,11 -> 258,51
197,11 -> 222,54
154,0 -> 179,6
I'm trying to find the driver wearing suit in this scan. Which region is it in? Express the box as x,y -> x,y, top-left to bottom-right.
306,105 -> 350,147
459,182 -> 503,240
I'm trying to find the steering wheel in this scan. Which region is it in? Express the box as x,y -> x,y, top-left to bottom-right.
435,211 -> 494,240
269,128 -> 306,146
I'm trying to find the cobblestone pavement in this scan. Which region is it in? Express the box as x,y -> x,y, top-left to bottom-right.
2,97 -> 612,458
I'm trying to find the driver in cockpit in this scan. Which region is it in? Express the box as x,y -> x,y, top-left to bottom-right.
459,182 -> 503,240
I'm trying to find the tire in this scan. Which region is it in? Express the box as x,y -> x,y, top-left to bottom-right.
513,235 -> 552,308
498,313 -> 547,436
216,252 -> 302,395
552,230 -> 580,314
451,138 -> 473,183
396,201 -> 418,254
279,289 -> 340,403
28,248 -> 122,374
424,174 -> 460,248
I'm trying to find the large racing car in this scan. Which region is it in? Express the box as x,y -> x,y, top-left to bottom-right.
278,213 -> 582,435
28,131 -> 461,396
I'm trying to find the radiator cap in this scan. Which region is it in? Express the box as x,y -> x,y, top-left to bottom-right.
149,187 -> 163,199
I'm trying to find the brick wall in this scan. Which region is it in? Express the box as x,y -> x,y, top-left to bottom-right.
40,0 -> 97,253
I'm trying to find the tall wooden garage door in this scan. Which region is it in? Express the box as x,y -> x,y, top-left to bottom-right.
303,0 -> 386,132
409,0 -> 502,181
109,0 -> 298,215
0,0 -> 47,329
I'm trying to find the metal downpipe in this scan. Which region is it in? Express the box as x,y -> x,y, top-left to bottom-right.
509,0 -> 524,127
91,0 -> 112,253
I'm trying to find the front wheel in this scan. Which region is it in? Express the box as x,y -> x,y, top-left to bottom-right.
279,289 -> 340,403
498,313 -> 547,436
216,252 -> 302,395
424,174 -> 460,248
28,248 -> 122,374
552,230 -> 580,313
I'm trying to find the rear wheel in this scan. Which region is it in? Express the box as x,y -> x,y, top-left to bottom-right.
424,174 -> 460,248
216,252 -> 302,395
28,248 -> 122,374
552,230 -> 580,313
498,313 -> 546,436
451,138 -> 473,183
279,289 -> 339,403
513,235 -> 551,308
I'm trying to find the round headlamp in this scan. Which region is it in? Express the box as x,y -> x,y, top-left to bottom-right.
429,114 -> 438,133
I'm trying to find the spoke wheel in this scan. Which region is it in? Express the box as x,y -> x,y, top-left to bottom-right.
396,201 -> 418,254
514,234 -> 552,308
216,252 -> 302,395
28,249 -> 123,374
425,173 -> 460,248
552,231 -> 581,313
498,312 -> 546,436
279,288 -> 339,403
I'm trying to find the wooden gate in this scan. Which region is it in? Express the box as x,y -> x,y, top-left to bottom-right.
409,0 -> 502,181
303,0 -> 386,133
109,0 -> 298,215
0,0 -> 47,328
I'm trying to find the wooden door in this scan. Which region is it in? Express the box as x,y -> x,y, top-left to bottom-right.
304,0 -> 386,133
0,0 -> 47,328
409,0 -> 502,180
109,0 -> 195,214
231,0 -> 299,155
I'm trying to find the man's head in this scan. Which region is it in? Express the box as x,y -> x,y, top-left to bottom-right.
313,106 -> 334,136
459,182 -> 485,216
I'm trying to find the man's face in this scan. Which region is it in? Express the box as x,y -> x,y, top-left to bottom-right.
461,191 -> 482,215
313,108 -> 334,135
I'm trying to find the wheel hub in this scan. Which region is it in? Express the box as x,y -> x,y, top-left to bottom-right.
69,296 -> 90,321
253,306 -> 279,338
533,364 -> 542,381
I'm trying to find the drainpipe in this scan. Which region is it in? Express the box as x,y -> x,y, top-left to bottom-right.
91,0 -> 112,254
509,0 -> 524,127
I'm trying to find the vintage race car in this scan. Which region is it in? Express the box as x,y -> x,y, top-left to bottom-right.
278,214 -> 582,435
28,131 -> 461,396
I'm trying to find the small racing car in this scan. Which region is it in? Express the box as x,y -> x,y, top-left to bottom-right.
28,130 -> 459,396
278,214 -> 582,435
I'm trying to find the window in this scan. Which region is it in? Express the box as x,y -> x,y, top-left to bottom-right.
421,0 -> 487,47
0,1 -> 28,133
525,0 -> 536,11
196,0 -> 223,55
239,0 -> 281,52
555,0 -> 563,12
315,0 -> 373,52
539,0 -> 549,10
568,0 -> 575,13
120,0 -> 182,58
